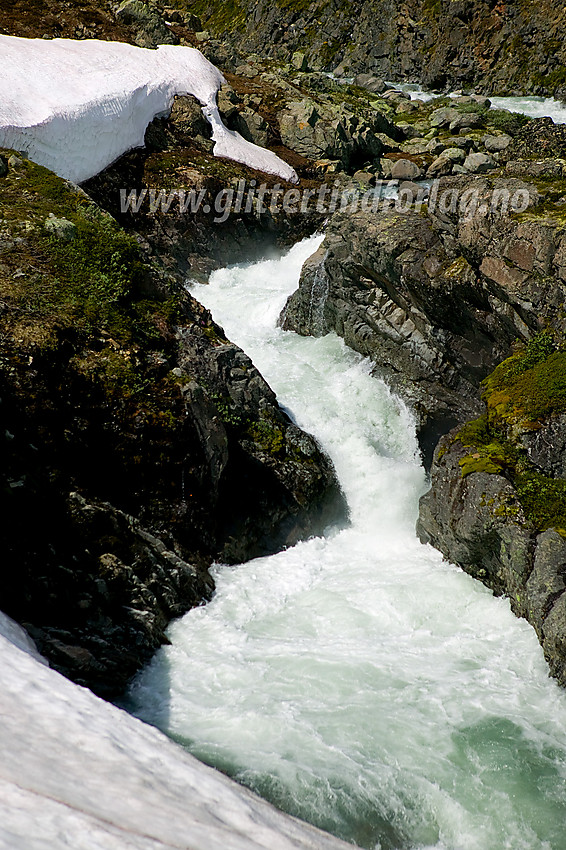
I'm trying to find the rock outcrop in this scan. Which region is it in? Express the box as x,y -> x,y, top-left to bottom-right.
418,334 -> 566,685
279,168 -> 566,464
185,0 -> 566,99
0,151 -> 345,696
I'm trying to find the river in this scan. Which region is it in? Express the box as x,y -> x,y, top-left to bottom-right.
128,236 -> 566,850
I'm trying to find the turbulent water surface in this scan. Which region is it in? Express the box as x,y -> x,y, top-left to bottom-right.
129,237 -> 566,850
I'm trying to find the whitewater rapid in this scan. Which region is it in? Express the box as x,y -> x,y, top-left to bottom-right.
128,237 -> 566,850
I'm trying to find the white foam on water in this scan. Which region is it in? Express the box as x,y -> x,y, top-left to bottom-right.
489,96 -> 566,125
129,237 -> 566,850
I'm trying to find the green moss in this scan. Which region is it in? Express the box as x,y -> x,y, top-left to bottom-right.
456,414 -> 515,478
482,333 -> 566,428
514,472 -> 566,536
451,334 -> 566,534
317,38 -> 341,69
0,151 -> 197,412
275,0 -> 313,13
459,454 -> 506,477
485,109 -> 531,135
246,418 -> 286,456
444,256 -> 472,279
422,0 -> 442,17
531,67 -> 566,89
203,387 -> 247,427
180,0 -> 246,33
453,415 -> 566,532
325,85 -> 394,121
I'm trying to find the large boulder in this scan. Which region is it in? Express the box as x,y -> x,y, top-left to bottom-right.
278,97 -> 394,171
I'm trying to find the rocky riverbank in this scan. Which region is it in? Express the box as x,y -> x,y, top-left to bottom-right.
279,102 -> 566,679
0,151 -> 344,696
417,334 -> 566,686
4,0 -> 566,693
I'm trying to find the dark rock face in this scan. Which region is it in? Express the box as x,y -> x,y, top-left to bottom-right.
417,435 -> 533,601
280,175 -> 563,465
0,152 -> 345,696
520,414 -> 566,480
189,0 -> 566,98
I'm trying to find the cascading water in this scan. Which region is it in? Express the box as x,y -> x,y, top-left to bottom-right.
128,236 -> 566,850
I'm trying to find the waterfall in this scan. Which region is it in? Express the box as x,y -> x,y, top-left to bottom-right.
128,236 -> 566,850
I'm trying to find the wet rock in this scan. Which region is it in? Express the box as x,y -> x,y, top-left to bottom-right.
417,435 -> 532,602
280,174 -> 556,466
418,430 -> 566,687
0,157 -> 345,696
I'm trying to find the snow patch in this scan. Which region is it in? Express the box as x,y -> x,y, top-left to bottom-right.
0,35 -> 297,184
0,615 -> 349,850
0,611 -> 47,664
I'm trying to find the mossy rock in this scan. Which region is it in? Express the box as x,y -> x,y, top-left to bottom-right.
482,332 -> 566,428
451,330 -> 566,534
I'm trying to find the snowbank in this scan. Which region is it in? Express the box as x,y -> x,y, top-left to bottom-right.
0,614 -> 349,850
0,35 -> 297,184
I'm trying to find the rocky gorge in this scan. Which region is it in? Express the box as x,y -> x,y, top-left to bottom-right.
3,2 -> 566,849
2,0 -> 566,743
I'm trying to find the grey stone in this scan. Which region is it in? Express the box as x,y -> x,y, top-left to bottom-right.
427,154 -> 454,177
520,413 -> 566,478
543,592 -> 566,686
44,216 -> 77,242
354,73 -> 386,93
464,152 -> 496,173
116,0 -> 177,47
353,170 -> 376,186
398,181 -> 426,202
525,530 -> 566,639
292,51 -> 308,71
483,133 -> 512,152
440,147 -> 466,163
391,158 -> 422,180
231,108 -> 269,147
449,112 -> 483,133
429,107 -> 460,128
